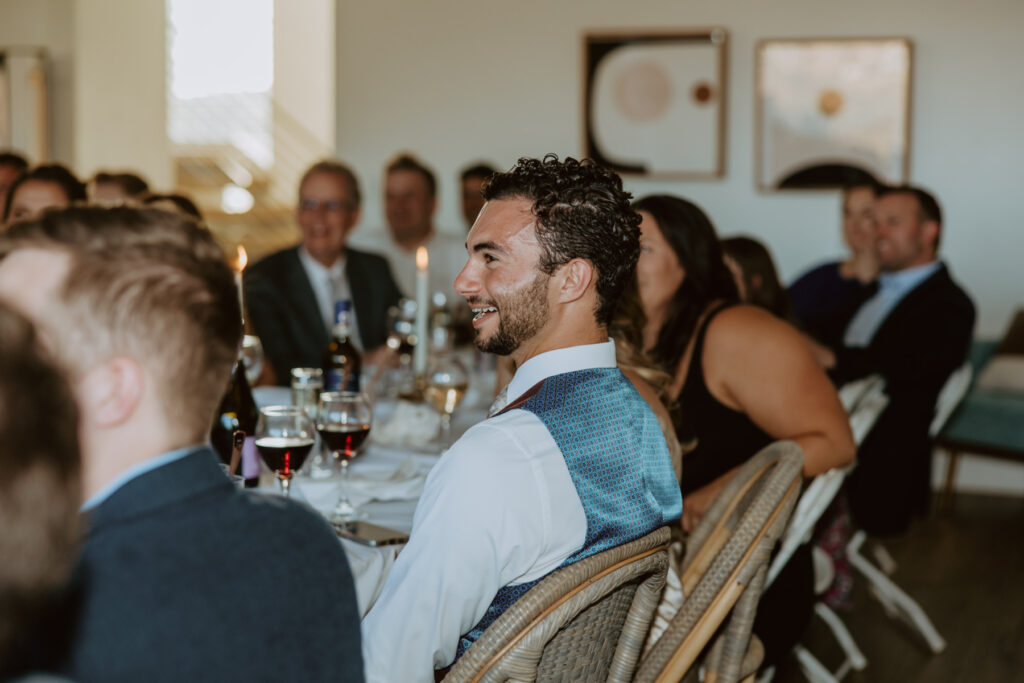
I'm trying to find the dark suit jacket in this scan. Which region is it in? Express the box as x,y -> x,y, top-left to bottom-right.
819,263 -> 975,535
244,246 -> 403,384
68,449 -> 363,683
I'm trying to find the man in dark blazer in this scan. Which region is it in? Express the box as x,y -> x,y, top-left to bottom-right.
0,207 -> 364,682
815,185 -> 975,535
245,160 -> 403,384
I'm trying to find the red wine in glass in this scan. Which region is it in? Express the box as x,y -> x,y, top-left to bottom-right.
318,424 -> 371,458
255,436 -> 315,478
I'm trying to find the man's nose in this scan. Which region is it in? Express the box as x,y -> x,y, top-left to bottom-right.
454,261 -> 477,298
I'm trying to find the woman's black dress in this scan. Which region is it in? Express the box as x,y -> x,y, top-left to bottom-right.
674,302 -> 814,668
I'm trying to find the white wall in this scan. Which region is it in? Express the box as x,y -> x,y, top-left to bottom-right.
272,0 -> 336,200
0,0 -> 75,164
72,0 -> 172,187
337,0 -> 1024,338
337,0 -> 1024,495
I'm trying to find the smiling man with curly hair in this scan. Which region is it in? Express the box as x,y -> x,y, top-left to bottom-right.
362,155 -> 682,682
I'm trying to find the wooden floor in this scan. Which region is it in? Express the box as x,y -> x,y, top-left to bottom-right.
774,493 -> 1024,683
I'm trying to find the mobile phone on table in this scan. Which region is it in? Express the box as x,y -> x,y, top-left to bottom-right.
333,520 -> 409,547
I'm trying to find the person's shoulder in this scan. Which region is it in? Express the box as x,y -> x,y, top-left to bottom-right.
248,245 -> 300,277
233,491 -> 343,547
705,303 -> 802,356
347,245 -> 397,273
910,264 -> 975,321
428,411 -> 557,494
934,264 -> 975,311
707,303 -> 787,337
791,260 -> 841,287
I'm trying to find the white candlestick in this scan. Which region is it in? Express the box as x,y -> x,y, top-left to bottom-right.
236,245 -> 248,324
414,246 -> 430,375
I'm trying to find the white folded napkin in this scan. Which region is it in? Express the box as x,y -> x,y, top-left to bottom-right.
346,456 -> 426,507
291,456 -> 427,511
372,400 -> 441,447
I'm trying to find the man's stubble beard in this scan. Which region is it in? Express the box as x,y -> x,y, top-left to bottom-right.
474,272 -> 550,356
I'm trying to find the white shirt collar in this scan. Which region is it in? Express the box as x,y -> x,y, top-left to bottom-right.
297,245 -> 345,280
506,339 -> 617,404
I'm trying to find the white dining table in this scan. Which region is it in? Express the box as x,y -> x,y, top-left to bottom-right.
252,385 -> 490,615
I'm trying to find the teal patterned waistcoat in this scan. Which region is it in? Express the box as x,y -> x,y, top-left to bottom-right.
455,367 -> 682,659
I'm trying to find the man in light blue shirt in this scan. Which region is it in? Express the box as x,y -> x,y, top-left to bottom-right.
820,185 -> 975,535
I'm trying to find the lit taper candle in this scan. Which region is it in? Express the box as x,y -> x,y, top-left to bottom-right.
414,246 -> 430,375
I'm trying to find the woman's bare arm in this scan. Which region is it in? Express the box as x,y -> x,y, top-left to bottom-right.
702,305 -> 855,477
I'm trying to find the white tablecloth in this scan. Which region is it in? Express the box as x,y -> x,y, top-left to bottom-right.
253,384 -> 489,615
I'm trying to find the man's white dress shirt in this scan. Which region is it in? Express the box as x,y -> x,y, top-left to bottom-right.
296,247 -> 362,349
843,260 -> 941,348
361,341 -> 617,683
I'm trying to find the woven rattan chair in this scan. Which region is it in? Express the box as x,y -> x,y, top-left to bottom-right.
634,441 -> 804,683
442,526 -> 671,683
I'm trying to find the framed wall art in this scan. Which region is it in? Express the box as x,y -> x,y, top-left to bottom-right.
0,47 -> 49,161
584,29 -> 727,178
755,38 -> 912,190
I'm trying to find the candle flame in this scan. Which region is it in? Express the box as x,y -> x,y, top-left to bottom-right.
236,245 -> 248,272
416,246 -> 429,269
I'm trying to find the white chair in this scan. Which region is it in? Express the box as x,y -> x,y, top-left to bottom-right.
844,362 -> 972,656
836,374 -> 886,413
760,378 -> 892,683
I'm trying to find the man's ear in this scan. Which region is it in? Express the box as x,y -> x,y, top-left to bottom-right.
77,357 -> 145,428
555,258 -> 595,304
922,219 -> 940,253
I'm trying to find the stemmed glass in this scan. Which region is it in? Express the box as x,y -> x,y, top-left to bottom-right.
317,391 -> 373,522
425,354 -> 469,448
255,406 -> 315,498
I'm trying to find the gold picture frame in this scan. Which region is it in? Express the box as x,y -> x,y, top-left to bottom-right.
755,37 -> 913,191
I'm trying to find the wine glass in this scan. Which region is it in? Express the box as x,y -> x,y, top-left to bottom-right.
425,354 -> 469,448
255,406 -> 315,498
317,391 -> 373,522
240,335 -> 264,385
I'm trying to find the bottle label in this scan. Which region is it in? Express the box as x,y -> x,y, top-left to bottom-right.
240,435 -> 260,479
326,368 -> 360,393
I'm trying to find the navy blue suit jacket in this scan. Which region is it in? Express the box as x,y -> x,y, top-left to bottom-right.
68,449 -> 363,682
244,246 -> 403,384
820,264 -> 975,535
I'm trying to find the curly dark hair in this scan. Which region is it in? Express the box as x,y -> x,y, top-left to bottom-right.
483,154 -> 641,326
632,195 -> 738,370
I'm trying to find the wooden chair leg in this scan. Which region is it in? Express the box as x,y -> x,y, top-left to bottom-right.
940,449 -> 961,512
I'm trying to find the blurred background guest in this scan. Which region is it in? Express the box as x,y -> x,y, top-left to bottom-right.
0,303 -> 81,682
141,191 -> 202,219
354,153 -> 466,304
0,206 -> 363,682
0,151 -> 29,212
2,164 -> 87,225
721,235 -> 798,325
246,159 -> 402,384
88,170 -> 150,203
459,161 -> 498,230
789,181 -> 880,338
811,185 -> 975,535
632,194 -> 855,668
